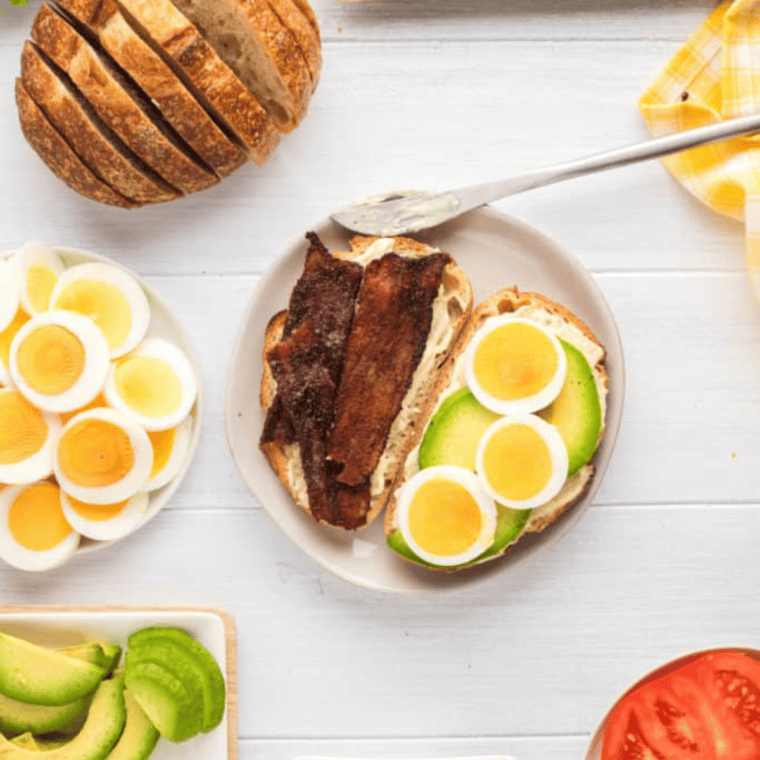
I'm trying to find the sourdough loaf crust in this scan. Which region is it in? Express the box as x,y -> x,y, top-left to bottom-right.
53,0 -> 246,178
115,0 -> 280,165
167,0 -> 312,132
286,0 -> 319,41
21,42 -> 179,205
384,286 -> 609,564
32,4 -> 218,195
267,0 -> 321,90
259,235 -> 473,529
15,79 -> 135,209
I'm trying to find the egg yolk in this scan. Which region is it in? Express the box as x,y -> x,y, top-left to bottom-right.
473,322 -> 559,401
0,309 -> 30,371
67,495 -> 128,522
8,483 -> 70,551
16,325 -> 85,395
53,280 -> 132,352
0,392 -> 47,465
113,356 -> 182,419
482,423 -> 552,501
408,478 -> 483,557
58,419 -> 134,488
26,265 -> 58,314
60,394 -> 108,426
148,427 -> 175,478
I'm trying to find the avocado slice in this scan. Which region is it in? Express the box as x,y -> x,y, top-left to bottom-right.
127,628 -> 225,733
123,661 -> 200,743
418,387 -> 500,470
387,503 -> 530,569
57,643 -> 122,675
0,634 -> 107,706
537,338 -> 602,476
103,689 -> 159,760
0,677 -> 125,760
9,734 -> 39,751
0,690 -> 92,737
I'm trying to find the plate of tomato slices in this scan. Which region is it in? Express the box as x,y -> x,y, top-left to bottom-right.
586,648 -> 760,760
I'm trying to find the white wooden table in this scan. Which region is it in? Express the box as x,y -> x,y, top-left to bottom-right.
0,2 -> 757,759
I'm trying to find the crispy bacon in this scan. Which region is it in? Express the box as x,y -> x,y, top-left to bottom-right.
326,252 -> 451,486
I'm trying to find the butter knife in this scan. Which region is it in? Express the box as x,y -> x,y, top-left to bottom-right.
330,111 -> 760,236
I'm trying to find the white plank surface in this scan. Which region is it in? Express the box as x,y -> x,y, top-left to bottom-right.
0,1 -> 758,760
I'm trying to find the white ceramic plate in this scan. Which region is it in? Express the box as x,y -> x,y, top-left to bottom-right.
225,206 -> 624,595
0,246 -> 202,561
0,607 -> 232,760
584,647 -> 760,760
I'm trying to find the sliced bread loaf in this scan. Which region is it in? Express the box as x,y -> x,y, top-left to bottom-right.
53,0 -> 246,177
166,0 -> 311,131
32,4 -> 218,195
115,0 -> 280,165
15,79 -> 135,208
20,41 -> 179,205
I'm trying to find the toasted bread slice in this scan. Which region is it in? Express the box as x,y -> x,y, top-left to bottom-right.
114,0 -> 280,165
167,0 -> 312,131
32,4 -> 218,195
267,0 -> 320,90
260,234 -> 473,530
15,79 -> 135,208
52,0 -> 246,178
385,286 -> 609,565
20,41 -> 179,205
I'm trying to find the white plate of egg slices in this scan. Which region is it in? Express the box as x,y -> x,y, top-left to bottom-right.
0,241 -> 201,571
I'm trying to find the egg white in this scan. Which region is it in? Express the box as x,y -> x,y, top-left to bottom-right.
105,338 -> 198,432
0,258 -> 20,334
464,315 -> 567,415
13,241 -> 64,317
0,389 -> 61,485
395,465 -> 498,567
146,416 -> 193,491
60,490 -> 148,542
475,414 -> 569,510
50,262 -> 150,359
9,310 -> 111,414
54,407 -> 153,505
0,483 -> 80,572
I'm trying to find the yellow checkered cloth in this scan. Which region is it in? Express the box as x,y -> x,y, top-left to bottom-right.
640,0 -> 760,298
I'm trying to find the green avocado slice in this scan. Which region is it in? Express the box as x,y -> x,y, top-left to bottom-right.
0,634 -> 106,706
127,628 -> 225,733
0,677 -> 125,760
537,338 -> 602,476
103,689 -> 159,760
0,690 -> 93,737
57,643 -> 122,675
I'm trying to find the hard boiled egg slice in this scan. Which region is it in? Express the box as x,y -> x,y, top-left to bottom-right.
0,308 -> 30,387
105,338 -> 197,432
50,262 -> 150,358
0,482 -> 79,572
13,241 -> 64,317
9,311 -> 111,414
146,416 -> 192,491
54,408 -> 153,505
395,465 -> 497,567
60,490 -> 148,542
0,258 -> 20,333
465,315 -> 567,415
476,414 -> 569,510
0,389 -> 61,484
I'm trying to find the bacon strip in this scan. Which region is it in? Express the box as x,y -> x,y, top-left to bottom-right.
327,252 -> 451,486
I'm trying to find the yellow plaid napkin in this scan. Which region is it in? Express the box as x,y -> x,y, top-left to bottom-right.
639,0 -> 760,299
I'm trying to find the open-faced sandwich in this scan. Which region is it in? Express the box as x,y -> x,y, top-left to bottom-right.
259,233 -> 608,571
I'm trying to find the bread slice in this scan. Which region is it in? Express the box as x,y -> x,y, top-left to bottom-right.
21,41 -> 180,205
267,0 -> 320,90
32,4 -> 218,196
166,0 -> 311,132
259,234 -> 474,530
285,0 -> 319,42
52,0 -> 246,178
15,79 -> 135,209
385,286 -> 609,564
114,0 -> 280,165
